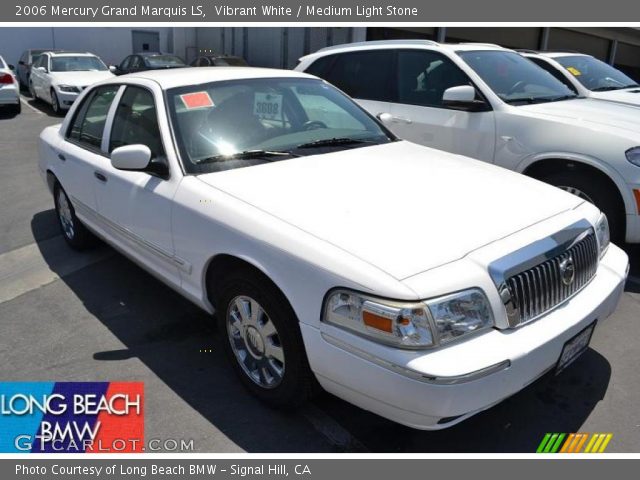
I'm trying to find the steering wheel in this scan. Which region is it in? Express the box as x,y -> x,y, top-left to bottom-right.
507,80 -> 527,95
302,120 -> 327,131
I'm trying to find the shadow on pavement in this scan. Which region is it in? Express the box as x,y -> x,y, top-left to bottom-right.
31,209 -> 613,452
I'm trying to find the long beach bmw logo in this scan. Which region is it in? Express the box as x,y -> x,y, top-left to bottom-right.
559,255 -> 576,286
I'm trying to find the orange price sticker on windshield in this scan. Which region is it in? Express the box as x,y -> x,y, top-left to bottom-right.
180,91 -> 214,109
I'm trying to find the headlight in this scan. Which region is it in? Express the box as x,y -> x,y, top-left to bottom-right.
595,213 -> 610,258
57,85 -> 79,93
625,147 -> 640,167
322,288 -> 493,349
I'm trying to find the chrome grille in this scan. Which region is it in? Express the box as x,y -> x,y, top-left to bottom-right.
504,232 -> 598,326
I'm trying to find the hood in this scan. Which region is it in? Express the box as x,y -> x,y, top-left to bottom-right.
590,87 -> 640,108
518,97 -> 640,135
50,71 -> 115,87
197,141 -> 581,279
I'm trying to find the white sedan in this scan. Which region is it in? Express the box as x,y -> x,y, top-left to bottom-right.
30,51 -> 114,114
38,68 -> 629,429
0,55 -> 20,114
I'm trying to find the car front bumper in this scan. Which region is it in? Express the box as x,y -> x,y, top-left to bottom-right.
55,89 -> 80,109
302,243 -> 628,429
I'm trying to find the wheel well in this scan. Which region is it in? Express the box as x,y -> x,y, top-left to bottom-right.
205,254 -> 289,311
46,170 -> 57,193
524,158 -> 626,214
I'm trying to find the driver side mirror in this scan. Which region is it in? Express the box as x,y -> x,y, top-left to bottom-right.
109,65 -> 117,73
8,64 -> 15,71
111,145 -> 152,171
35,66 -> 48,73
442,85 -> 488,112
18,60 -> 25,66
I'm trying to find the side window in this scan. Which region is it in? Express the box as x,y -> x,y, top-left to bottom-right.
528,58 -> 578,93
120,56 -> 132,70
109,86 -> 165,161
304,55 -> 335,78
397,50 -> 473,108
67,86 -> 119,150
322,50 -> 395,102
131,56 -> 143,69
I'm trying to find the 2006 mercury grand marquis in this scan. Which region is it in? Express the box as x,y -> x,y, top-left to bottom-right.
38,67 -> 629,429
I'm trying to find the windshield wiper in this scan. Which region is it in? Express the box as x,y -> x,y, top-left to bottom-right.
505,94 -> 577,105
592,84 -> 640,92
295,137 -> 378,149
195,150 -> 297,165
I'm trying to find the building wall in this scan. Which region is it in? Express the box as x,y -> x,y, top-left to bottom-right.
0,27 -> 192,68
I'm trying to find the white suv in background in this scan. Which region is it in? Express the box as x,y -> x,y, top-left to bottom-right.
520,50 -> 640,106
296,41 -> 640,244
29,51 -> 114,114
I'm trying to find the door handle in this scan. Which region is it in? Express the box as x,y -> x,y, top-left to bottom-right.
377,112 -> 412,125
57,153 -> 66,161
94,171 -> 107,183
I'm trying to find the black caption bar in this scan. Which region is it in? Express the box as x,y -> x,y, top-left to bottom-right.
3,459 -> 640,480
3,0 -> 640,22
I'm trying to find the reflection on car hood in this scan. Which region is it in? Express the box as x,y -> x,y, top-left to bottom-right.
519,97 -> 640,135
197,141 -> 581,279
590,87 -> 640,108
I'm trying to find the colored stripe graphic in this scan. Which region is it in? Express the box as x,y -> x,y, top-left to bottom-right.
536,433 -> 613,453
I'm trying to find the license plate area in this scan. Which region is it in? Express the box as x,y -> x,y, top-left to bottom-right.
555,321 -> 597,374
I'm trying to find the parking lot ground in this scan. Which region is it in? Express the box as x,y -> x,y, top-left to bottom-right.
1,94 -> 640,452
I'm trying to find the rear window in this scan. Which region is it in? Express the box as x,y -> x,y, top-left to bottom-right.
144,55 -> 185,67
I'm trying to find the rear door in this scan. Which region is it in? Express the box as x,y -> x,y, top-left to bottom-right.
56,85 -> 120,217
305,49 -> 395,121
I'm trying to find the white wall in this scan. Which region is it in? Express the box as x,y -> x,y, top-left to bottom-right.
0,27 -> 182,67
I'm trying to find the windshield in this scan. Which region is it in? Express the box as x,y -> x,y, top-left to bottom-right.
554,55 -> 639,91
145,55 -> 185,67
168,77 -> 393,174
458,50 -> 578,105
50,56 -> 108,72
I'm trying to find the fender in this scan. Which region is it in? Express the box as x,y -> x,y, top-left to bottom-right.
517,151 -> 635,216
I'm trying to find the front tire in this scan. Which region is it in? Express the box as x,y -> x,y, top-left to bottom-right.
541,171 -> 624,243
50,89 -> 61,115
53,182 -> 95,250
216,269 -> 317,408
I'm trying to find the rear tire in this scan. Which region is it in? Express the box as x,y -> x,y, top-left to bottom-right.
541,170 -> 624,243
215,268 -> 318,409
53,182 -> 95,250
51,89 -> 61,115
11,102 -> 21,115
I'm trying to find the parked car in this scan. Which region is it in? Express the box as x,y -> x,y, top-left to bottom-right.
519,50 -> 640,106
111,53 -> 186,75
190,54 -> 248,67
0,55 -> 20,114
38,67 -> 628,429
29,51 -> 114,114
17,49 -> 64,89
296,40 -> 640,244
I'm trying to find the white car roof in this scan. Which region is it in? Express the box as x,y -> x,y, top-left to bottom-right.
524,51 -> 590,59
114,67 -> 316,90
48,52 -> 98,57
300,40 -> 510,62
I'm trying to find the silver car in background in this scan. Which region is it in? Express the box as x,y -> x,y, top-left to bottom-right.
0,55 -> 20,115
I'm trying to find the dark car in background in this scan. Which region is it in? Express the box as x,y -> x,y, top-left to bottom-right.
190,54 -> 248,67
111,52 -> 186,75
17,49 -> 64,89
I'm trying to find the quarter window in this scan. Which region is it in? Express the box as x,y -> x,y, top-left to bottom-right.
67,85 -> 119,150
397,50 -> 472,108
109,86 -> 165,160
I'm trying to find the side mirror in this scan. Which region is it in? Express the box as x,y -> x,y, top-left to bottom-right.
377,112 -> 394,123
8,64 -> 15,71
442,85 -> 488,112
18,60 -> 25,66
111,145 -> 151,171
109,65 -> 117,73
35,66 -> 47,73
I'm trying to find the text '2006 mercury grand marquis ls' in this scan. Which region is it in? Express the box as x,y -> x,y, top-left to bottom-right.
38,67 -> 629,429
